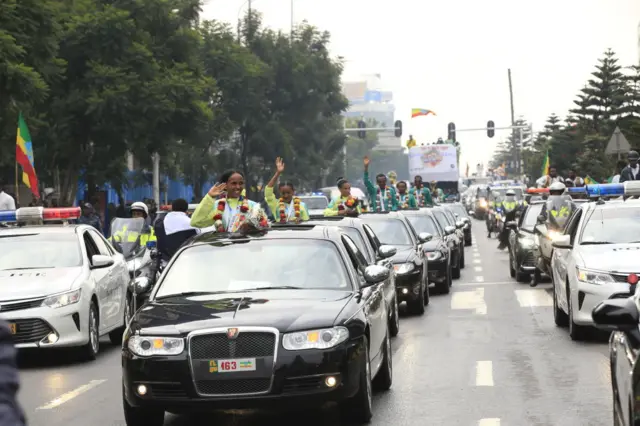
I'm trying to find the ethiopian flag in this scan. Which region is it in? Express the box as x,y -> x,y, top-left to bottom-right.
540,150 -> 550,177
584,176 -> 599,185
16,113 -> 40,198
411,108 -> 436,118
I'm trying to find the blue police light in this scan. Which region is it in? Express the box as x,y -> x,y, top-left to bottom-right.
566,187 -> 586,195
0,210 -> 17,222
585,184 -> 624,197
146,240 -> 157,249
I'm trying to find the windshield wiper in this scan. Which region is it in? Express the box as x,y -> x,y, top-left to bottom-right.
580,241 -> 614,245
156,291 -> 228,300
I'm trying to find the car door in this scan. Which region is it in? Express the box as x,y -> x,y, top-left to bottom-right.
363,224 -> 395,306
553,210 -> 583,310
341,235 -> 386,364
612,291 -> 640,425
88,230 -> 124,329
82,231 -> 110,333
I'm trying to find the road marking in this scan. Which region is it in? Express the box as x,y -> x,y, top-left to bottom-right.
37,380 -> 107,410
458,281 -> 513,287
514,289 -> 553,307
473,258 -> 481,264
474,266 -> 483,272
451,287 -> 486,314
473,251 -> 480,257
478,419 -> 501,426
476,361 -> 494,386
475,276 -> 484,282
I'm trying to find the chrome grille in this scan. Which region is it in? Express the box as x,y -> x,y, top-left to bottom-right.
612,274 -> 638,283
10,318 -> 53,344
0,298 -> 45,313
522,252 -> 536,267
190,332 -> 276,359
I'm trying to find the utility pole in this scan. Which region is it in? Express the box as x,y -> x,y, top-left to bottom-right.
508,69 -> 519,175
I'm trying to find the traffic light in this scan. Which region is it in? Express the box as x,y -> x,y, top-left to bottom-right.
447,122 -> 456,142
394,120 -> 403,138
357,120 -> 366,139
487,120 -> 495,138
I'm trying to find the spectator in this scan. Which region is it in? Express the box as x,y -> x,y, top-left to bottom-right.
0,321 -> 26,425
0,182 -> 16,211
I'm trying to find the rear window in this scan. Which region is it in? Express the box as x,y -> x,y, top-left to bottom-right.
299,197 -> 328,210
0,233 -> 82,270
407,215 -> 441,236
361,218 -> 413,246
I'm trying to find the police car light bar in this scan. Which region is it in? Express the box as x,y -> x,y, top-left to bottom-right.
527,188 -> 548,194
585,184 -> 624,197
566,187 -> 586,194
0,207 -> 81,223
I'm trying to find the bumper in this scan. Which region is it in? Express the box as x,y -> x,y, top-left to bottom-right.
572,281 -> 632,326
123,336 -> 366,412
516,246 -> 537,273
395,270 -> 423,302
0,301 -> 89,349
427,259 -> 448,282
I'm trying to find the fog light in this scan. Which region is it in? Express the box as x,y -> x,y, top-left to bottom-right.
46,333 -> 58,344
325,376 -> 337,387
137,384 -> 147,396
402,288 -> 409,294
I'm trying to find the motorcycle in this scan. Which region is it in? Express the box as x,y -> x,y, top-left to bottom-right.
487,207 -> 504,238
532,196 -> 573,286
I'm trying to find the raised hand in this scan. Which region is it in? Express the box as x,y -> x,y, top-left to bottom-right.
276,157 -> 285,173
363,156 -> 370,167
208,182 -> 227,198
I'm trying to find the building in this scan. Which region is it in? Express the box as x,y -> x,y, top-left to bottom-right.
637,21 -> 640,64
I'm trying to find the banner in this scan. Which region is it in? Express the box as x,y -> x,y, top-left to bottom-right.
408,145 -> 459,181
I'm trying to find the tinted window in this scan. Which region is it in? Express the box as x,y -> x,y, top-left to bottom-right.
340,226 -> 372,261
362,219 -> 412,246
156,240 -> 351,297
299,197 -> 328,210
450,205 -> 468,217
521,204 -> 543,232
0,233 -> 82,270
407,215 -> 441,236
580,208 -> 640,245
89,231 -> 112,256
433,211 -> 452,228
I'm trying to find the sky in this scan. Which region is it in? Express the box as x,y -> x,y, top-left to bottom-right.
201,0 -> 640,170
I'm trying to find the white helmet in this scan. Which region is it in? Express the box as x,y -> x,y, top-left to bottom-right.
549,182 -> 566,194
130,201 -> 149,217
505,189 -> 516,196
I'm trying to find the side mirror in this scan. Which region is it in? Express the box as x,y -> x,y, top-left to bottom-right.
378,245 -> 397,259
454,213 -> 459,217
592,298 -> 639,331
468,210 -> 474,215
462,217 -> 470,224
537,215 -> 545,224
363,265 -> 390,286
418,232 -> 433,243
133,277 -> 151,295
91,255 -> 114,269
505,221 -> 517,229
444,225 -> 455,235
552,235 -> 572,249
150,249 -> 160,261
455,220 -> 464,229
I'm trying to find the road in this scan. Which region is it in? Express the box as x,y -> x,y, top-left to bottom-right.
17,220 -> 612,426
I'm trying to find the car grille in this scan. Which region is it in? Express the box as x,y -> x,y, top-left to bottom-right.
10,318 -> 53,344
190,332 -> 276,359
0,298 -> 45,313
282,376 -> 325,394
612,273 -> 638,283
195,378 -> 271,395
521,252 -> 535,267
148,383 -> 188,399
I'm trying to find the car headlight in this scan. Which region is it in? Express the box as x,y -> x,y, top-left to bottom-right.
547,230 -> 562,241
576,268 -> 615,285
394,263 -> 415,274
127,336 -> 184,357
519,238 -> 535,248
42,289 -> 81,309
426,251 -> 442,261
479,200 -> 488,208
282,327 -> 349,351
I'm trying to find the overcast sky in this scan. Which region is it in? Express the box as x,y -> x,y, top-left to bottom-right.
202,0 -> 640,170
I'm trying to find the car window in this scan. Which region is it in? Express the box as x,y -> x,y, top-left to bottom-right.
89,230 -> 112,256
156,239 -> 351,297
521,204 -> 543,232
433,211 -> 450,230
579,208 -> 640,245
361,218 -> 413,246
341,235 -> 369,272
407,215 -> 441,236
451,205 -> 467,217
0,233 -> 82,270
340,226 -> 373,262
299,197 -> 328,209
362,224 -> 382,252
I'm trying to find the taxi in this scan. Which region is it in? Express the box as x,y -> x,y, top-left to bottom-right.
550,182 -> 640,340
0,207 -> 130,359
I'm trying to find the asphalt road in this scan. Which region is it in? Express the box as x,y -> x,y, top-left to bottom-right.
17,220 -> 612,426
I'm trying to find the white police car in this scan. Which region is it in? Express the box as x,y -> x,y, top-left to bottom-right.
0,207 -> 130,359
550,182 -> 640,340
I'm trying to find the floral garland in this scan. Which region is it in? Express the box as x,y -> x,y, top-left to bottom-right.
396,193 -> 409,209
376,187 -> 387,212
278,197 -> 302,223
338,196 -> 359,215
414,187 -> 423,207
212,194 -> 250,232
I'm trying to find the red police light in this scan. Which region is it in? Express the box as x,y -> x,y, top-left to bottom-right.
42,207 -> 81,221
628,274 -> 639,285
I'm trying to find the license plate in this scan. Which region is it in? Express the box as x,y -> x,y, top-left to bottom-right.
209,358 -> 256,373
8,323 -> 16,335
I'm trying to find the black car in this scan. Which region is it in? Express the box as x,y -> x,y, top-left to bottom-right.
359,212 -> 430,314
400,209 -> 452,294
448,203 -> 472,246
592,295 -> 640,426
123,226 -> 393,425
507,201 -> 544,282
307,217 -> 400,336
431,206 -> 463,278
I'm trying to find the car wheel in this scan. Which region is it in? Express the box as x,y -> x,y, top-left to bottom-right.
515,270 -> 530,283
452,257 -> 461,279
407,284 -> 425,315
82,301 -> 100,361
460,249 -> 465,268
509,251 -> 516,278
423,275 -> 430,306
553,282 -> 568,327
567,283 -> 588,341
340,337 -> 373,423
123,387 -> 165,426
388,296 -> 400,337
465,235 -> 472,246
109,293 -> 132,345
436,267 -> 451,294
373,330 -> 392,391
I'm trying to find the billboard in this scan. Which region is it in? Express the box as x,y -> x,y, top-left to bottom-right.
408,145 -> 459,181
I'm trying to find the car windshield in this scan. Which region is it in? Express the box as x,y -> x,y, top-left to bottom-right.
156,239 -> 351,298
300,197 -> 328,209
433,211 -> 451,230
0,233 -> 82,270
580,208 -> 640,245
339,226 -> 371,261
521,204 -> 543,232
450,205 -> 467,217
407,215 -> 441,237
362,218 -> 413,246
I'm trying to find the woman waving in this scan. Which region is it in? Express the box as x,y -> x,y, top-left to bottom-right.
264,158 -> 309,223
191,170 -> 266,232
323,177 -> 362,217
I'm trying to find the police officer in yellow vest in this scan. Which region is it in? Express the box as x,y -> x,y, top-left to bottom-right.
111,201 -> 157,246
538,182 -> 575,232
497,189 -> 522,249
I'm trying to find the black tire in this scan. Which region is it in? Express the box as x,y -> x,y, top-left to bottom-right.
109,293 -> 132,345
465,236 -> 472,247
373,331 -> 392,391
81,301 -> 100,361
407,285 -> 425,315
452,257 -> 461,279
423,277 -> 430,306
123,388 -> 165,426
534,268 -> 542,284
515,271 -> 530,283
460,249 -> 465,269
388,296 -> 400,337
435,269 -> 451,294
553,283 -> 568,327
509,252 -> 516,278
340,337 -> 373,423
568,284 -> 588,341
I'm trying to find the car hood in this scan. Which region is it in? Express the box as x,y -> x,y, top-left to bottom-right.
577,244 -> 640,273
134,289 -> 354,335
0,267 -> 83,301
422,238 -> 443,252
390,246 -> 415,263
